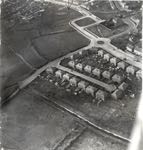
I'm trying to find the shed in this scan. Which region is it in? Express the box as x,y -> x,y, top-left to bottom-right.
118,82 -> 128,91
110,57 -> 120,66
84,65 -> 92,73
68,61 -> 75,68
85,86 -> 97,97
78,81 -> 89,91
112,74 -> 124,84
76,63 -> 83,71
111,89 -> 123,100
92,68 -> 101,77
102,71 -> 112,79
96,90 -> 107,101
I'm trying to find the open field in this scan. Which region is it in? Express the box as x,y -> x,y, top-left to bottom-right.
2,2 -> 89,99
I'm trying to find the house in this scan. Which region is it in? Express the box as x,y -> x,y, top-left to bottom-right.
63,73 -> 72,81
126,43 -> 134,52
136,70 -> 142,80
78,81 -> 89,91
103,53 -> 111,62
112,74 -> 124,84
117,61 -> 127,70
68,61 -> 75,68
84,65 -> 92,73
102,71 -> 112,79
92,68 -> 101,77
69,77 -> 80,87
85,85 -> 97,97
76,63 -> 83,71
126,66 -> 135,75
111,89 -> 123,100
46,67 -> 54,74
118,82 -> 128,91
97,49 -> 104,57
55,70 -> 63,78
110,57 -> 120,66
96,90 -> 107,101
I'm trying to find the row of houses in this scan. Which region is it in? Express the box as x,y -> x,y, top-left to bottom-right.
52,69 -> 129,100
68,59 -> 141,81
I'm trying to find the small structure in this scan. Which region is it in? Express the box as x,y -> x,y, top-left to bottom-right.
84,65 -> 92,73
63,73 -> 72,81
96,90 -> 107,101
46,67 -> 54,74
69,77 -> 80,87
117,61 -> 126,70
126,44 -> 134,52
92,68 -> 101,77
55,70 -> 63,78
118,82 -> 128,91
70,55 -> 74,59
136,70 -> 142,80
85,86 -> 97,97
110,57 -> 120,66
103,53 -> 111,62
97,49 -> 104,57
68,61 -> 75,68
78,81 -> 89,91
76,63 -> 83,71
112,74 -> 124,84
126,66 -> 135,75
111,89 -> 123,100
102,71 -> 112,79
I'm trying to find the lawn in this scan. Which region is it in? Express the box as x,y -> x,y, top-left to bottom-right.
75,17 -> 95,27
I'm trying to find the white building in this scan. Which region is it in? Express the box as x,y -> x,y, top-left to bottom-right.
112,74 -> 124,84
78,81 -> 89,91
126,66 -> 135,75
84,65 -> 92,73
92,68 -> 101,77
102,71 -> 112,79
85,85 -> 96,97
110,57 -> 120,66
68,61 -> 75,68
76,63 -> 83,71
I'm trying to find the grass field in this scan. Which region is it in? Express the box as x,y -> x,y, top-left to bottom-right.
2,2 -> 89,99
